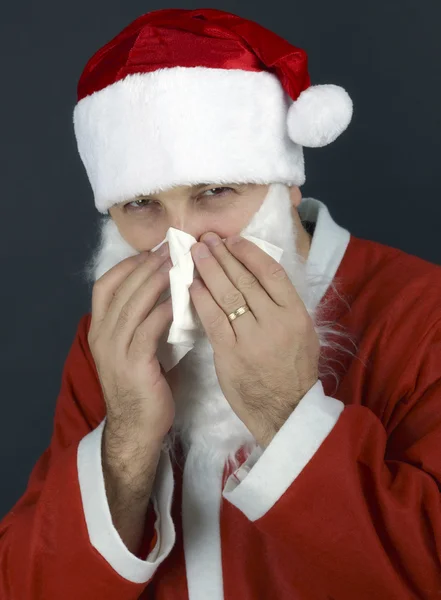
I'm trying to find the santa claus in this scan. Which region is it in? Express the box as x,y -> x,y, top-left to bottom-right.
84,180 -> 355,469
1,7 -> 440,600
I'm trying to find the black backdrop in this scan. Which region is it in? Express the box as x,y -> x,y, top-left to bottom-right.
1,0 -> 440,517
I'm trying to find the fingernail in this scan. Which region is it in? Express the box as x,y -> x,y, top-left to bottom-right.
202,232 -> 221,247
159,258 -> 173,272
193,243 -> 210,259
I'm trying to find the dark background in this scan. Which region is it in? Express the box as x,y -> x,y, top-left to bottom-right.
1,1 -> 440,517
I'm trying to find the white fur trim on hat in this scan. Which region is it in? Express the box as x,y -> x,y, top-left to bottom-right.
73,67 -> 305,214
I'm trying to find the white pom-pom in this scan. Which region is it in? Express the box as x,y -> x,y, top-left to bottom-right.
287,84 -> 353,147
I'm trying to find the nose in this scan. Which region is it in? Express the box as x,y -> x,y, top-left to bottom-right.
167,204 -> 189,231
167,210 -> 205,241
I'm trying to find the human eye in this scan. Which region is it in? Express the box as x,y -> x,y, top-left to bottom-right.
200,187 -> 235,198
124,198 -> 156,212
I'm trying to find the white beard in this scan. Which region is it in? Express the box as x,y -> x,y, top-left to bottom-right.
86,183 -> 328,472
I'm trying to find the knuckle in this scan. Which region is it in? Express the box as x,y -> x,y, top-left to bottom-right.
221,289 -> 243,308
236,273 -> 258,289
132,326 -> 153,352
118,302 -> 136,327
132,319 -> 163,357
268,263 -> 288,280
207,310 -> 226,334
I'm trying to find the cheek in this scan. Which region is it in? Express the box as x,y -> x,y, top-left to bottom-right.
118,221 -> 167,252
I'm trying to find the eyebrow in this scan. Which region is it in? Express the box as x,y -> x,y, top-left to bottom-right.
188,183 -> 216,190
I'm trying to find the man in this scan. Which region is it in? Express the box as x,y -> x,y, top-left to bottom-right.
1,7 -> 440,600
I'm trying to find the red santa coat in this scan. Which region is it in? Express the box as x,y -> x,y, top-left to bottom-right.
1,198 -> 441,600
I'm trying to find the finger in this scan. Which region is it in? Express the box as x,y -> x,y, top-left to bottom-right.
199,232 -> 275,321
224,235 -> 298,309
129,295 -> 173,361
112,259 -> 173,352
91,243 -> 169,330
191,241 -> 257,333
189,269 -> 239,350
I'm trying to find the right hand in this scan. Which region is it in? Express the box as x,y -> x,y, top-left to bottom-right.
87,244 -> 175,449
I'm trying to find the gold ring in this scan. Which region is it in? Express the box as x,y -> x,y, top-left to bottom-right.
227,304 -> 251,322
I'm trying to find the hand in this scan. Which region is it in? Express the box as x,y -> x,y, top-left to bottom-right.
189,233 -> 320,448
87,243 -> 175,456
88,246 -> 174,554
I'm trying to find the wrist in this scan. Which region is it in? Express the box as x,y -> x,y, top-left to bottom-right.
102,424 -> 163,492
103,417 -> 165,457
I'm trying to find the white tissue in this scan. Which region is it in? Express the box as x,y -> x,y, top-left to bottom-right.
152,228 -> 284,372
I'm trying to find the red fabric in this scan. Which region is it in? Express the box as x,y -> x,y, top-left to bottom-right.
77,7 -> 310,104
2,232 -> 441,599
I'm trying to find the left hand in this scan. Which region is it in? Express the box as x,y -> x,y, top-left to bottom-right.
189,232 -> 320,449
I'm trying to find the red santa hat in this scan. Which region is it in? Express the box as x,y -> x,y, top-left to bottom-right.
73,7 -> 353,215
